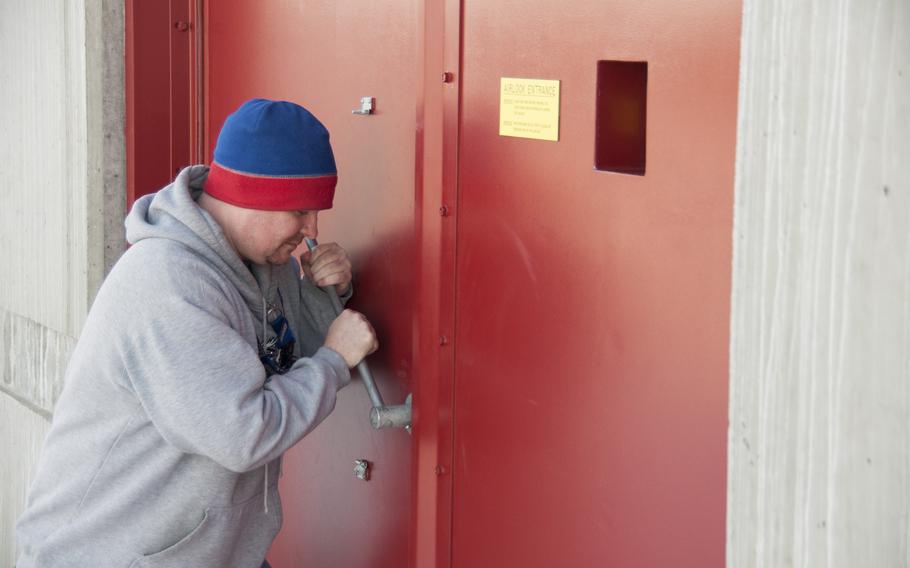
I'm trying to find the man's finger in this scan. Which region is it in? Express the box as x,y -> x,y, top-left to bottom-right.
314,268 -> 351,287
310,245 -> 345,264
299,259 -> 314,279
310,242 -> 341,262
312,258 -> 351,278
311,257 -> 348,275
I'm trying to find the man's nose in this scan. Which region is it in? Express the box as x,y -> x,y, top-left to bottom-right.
300,214 -> 318,239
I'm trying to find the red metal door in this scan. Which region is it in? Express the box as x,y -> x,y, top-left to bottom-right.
126,0 -> 200,208
203,2 -> 417,566
451,1 -> 741,566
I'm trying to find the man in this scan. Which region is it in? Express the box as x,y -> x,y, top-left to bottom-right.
16,99 -> 377,567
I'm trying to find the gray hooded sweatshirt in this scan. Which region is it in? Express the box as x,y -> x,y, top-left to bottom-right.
16,165 -> 351,568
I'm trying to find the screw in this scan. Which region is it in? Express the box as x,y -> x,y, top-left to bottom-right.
442,72 -> 454,83
439,205 -> 449,216
354,459 -> 371,481
435,465 -> 447,475
439,335 -> 448,346
174,21 -> 189,32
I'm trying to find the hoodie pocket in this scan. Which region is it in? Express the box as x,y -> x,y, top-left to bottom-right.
130,486 -> 281,568
130,510 -> 214,567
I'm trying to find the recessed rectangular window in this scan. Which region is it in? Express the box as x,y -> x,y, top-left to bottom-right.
595,60 -> 647,175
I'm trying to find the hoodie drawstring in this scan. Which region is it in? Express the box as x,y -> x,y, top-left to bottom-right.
264,462 -> 269,514
262,297 -> 270,514
262,296 -> 268,346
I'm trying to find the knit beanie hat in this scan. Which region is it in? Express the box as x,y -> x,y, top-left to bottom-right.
204,98 -> 337,210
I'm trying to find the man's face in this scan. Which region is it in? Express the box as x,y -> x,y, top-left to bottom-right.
234,208 -> 319,265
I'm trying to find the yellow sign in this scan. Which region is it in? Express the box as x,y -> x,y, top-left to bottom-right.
499,77 -> 561,141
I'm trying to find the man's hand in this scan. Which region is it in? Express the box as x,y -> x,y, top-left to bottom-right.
324,309 -> 379,368
300,242 -> 353,295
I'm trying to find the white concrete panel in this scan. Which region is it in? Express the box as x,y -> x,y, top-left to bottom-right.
0,308 -> 76,418
0,0 -> 124,405
0,0 -> 88,338
0,395 -> 52,567
0,0 -> 124,563
729,0 -> 910,566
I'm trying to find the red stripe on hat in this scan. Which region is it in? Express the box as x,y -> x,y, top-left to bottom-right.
204,162 -> 337,211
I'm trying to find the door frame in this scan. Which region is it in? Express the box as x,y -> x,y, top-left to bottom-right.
411,0 -> 461,566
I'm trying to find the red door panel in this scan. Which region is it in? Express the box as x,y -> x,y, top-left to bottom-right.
452,1 -> 741,565
126,0 -> 196,207
204,2 -> 417,566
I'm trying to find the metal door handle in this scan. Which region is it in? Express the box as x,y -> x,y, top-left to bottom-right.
305,239 -> 412,431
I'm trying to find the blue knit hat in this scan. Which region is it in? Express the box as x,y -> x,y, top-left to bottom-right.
204,99 -> 337,210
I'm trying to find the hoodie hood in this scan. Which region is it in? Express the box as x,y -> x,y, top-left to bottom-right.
126,165 -> 271,326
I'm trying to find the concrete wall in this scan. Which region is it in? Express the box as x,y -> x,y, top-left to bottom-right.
729,0 -> 910,566
0,0 -> 124,564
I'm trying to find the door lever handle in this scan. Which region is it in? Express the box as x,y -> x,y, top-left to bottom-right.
305,238 -> 412,432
